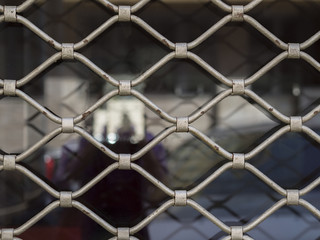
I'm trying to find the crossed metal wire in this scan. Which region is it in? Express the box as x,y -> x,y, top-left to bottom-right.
0,0 -> 320,239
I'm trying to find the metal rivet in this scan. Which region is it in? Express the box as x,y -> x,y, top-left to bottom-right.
1,228 -> 14,240
118,154 -> 131,170
176,117 -> 189,132
231,226 -> 243,240
119,81 -> 131,96
175,43 -> 188,58
61,43 -> 74,60
60,191 -> 73,207
118,6 -> 131,22
288,43 -> 300,59
232,79 -> 245,95
118,227 -> 130,240
287,189 -> 299,205
4,6 -> 17,23
3,155 -> 16,171
3,80 -> 16,96
62,118 -> 74,133
232,153 -> 245,169
174,190 -> 187,206
290,116 -> 302,132
232,5 -> 244,22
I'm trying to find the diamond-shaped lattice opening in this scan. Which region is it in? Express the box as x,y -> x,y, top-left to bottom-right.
143,60 -> 218,111
138,1 -> 224,43
23,61 -> 113,118
248,206 -> 320,240
0,25 -> 56,80
160,205 -> 221,240
305,38 -> 320,63
252,60 -> 320,117
78,168 -> 153,227
0,170 -> 51,227
251,132 -> 320,189
0,97 -> 50,153
303,185 -> 320,210
191,169 -> 280,225
208,95 -> 278,152
23,0 -> 113,43
18,207 -> 99,240
163,133 -> 226,189
251,0 -> 320,43
193,23 -> 281,78
81,23 -> 169,77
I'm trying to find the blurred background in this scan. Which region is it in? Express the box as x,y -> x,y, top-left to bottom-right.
0,0 -> 320,239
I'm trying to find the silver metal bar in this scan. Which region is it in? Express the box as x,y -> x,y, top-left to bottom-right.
188,15 -> 232,50
245,89 -> 290,123
74,90 -> 119,123
72,163 -> 119,198
16,128 -> 62,162
131,126 -> 176,160
245,125 -> 290,160
187,52 -> 233,87
130,199 -> 174,234
244,15 -> 288,50
131,163 -> 175,196
210,0 -> 232,12
74,53 -> 119,86
14,201 -> 60,235
95,0 -> 118,12
243,199 -> 287,232
16,0 -> 36,13
245,163 -> 286,196
188,127 -> 233,160
72,201 -> 118,234
16,165 -> 60,198
74,126 -> 119,160
132,53 -> 175,87
16,90 -> 62,124
74,16 -> 118,50
187,199 -> 231,233
300,52 -> 320,71
245,52 -> 288,85
131,90 -> 177,123
188,89 -> 232,123
188,162 -> 233,196
300,31 -> 320,50
131,0 -> 150,13
299,199 -> 320,219
17,16 -> 62,50
131,16 -> 176,50
17,53 -> 61,87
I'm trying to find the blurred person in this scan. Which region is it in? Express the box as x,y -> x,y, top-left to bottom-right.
53,114 -> 167,239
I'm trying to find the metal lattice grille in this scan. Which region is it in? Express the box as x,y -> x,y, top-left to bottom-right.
0,0 -> 320,239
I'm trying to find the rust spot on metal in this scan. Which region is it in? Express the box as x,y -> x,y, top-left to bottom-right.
100,147 -> 106,152
314,111 -> 319,115
83,39 -> 89,44
105,3 -> 114,11
214,146 -> 220,152
48,40 -> 54,47
102,74 -> 110,81
82,209 -> 90,215
269,108 -> 273,112
161,39 -> 170,48
82,111 -> 91,120
42,111 -> 48,116
201,111 -> 205,115
156,109 -> 161,115
275,39 -> 280,46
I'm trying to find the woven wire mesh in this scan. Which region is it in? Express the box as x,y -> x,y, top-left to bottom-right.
0,0 -> 320,239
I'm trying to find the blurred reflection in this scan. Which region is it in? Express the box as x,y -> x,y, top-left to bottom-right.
53,109 -> 167,239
